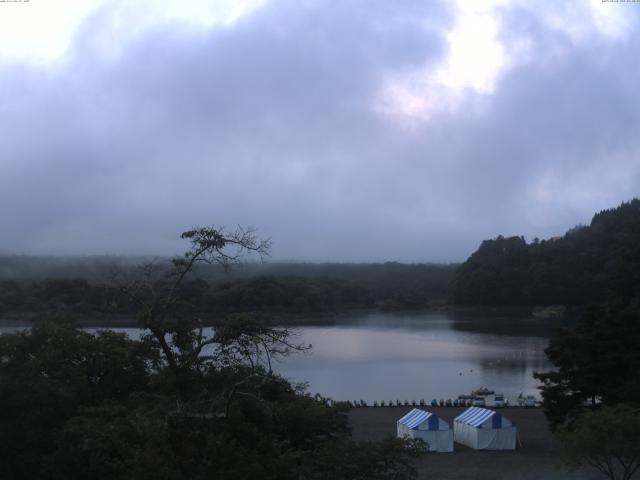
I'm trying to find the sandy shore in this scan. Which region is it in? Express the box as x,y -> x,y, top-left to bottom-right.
348,406 -> 601,480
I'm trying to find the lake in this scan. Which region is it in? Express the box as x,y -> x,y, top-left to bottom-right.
0,310 -> 557,405
274,311 -> 554,405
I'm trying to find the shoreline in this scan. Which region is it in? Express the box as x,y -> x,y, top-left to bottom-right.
0,304 -> 577,327
349,406 -> 592,480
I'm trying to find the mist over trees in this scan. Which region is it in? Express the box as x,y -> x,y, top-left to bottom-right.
5,199 -> 640,316
0,260 -> 456,320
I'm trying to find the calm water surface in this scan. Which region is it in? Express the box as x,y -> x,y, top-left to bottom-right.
0,311 -> 556,404
274,311 -> 554,404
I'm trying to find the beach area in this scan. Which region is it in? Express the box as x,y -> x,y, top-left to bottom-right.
349,407 -> 600,480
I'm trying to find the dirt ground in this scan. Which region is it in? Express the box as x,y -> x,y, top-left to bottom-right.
348,406 -> 602,480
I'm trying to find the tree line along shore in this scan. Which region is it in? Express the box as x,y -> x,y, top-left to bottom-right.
4,201 -> 640,321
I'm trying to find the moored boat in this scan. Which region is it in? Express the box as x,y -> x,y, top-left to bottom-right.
471,387 -> 495,396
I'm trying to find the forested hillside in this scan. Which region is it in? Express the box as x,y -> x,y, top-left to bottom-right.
451,199 -> 640,306
0,261 -> 456,318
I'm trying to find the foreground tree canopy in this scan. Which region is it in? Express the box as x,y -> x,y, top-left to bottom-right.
535,303 -> 640,430
534,267 -> 640,478
0,227 -> 423,480
558,405 -> 640,480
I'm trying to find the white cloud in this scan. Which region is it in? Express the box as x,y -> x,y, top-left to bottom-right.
0,0 -> 269,63
435,3 -> 505,93
0,0 -> 639,261
0,0 -> 100,63
589,0 -> 636,40
540,0 -> 635,44
372,0 -> 638,127
372,0 -> 508,126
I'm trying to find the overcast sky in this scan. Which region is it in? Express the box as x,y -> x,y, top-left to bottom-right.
1,0 -> 639,262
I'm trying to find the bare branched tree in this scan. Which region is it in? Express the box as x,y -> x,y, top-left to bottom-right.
112,225 -> 314,418
117,226 -> 271,372
213,314 -> 310,374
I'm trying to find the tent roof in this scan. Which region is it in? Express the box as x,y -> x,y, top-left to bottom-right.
397,408 -> 436,429
455,407 -> 504,427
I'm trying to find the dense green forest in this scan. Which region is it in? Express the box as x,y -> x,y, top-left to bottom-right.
0,261 -> 456,319
451,199 -> 640,307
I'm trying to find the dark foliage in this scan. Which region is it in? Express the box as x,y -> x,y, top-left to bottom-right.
534,302 -> 640,430
207,275 -> 375,313
257,262 -> 455,309
558,405 -> 640,480
451,199 -> 640,306
0,264 -> 455,318
0,227 -> 423,479
0,319 -> 158,479
0,319 -> 422,480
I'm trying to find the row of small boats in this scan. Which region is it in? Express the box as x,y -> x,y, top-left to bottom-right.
458,388 -> 504,407
459,389 -> 537,408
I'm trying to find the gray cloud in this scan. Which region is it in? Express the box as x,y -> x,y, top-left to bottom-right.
1,0 -> 639,262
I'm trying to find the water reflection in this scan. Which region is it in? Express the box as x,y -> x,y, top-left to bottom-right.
275,312 -> 554,403
0,311 -> 555,404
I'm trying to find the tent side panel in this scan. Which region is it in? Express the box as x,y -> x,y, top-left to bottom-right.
397,423 -> 410,438
434,430 -> 454,452
412,430 -> 454,452
477,426 -> 517,450
454,422 -> 478,449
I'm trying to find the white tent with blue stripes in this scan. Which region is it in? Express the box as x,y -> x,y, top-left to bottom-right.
454,407 -> 517,450
397,408 -> 453,452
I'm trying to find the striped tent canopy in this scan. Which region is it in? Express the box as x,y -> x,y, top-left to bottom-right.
454,406 -> 512,429
397,408 -> 454,452
398,408 -> 443,430
453,406 -> 516,450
